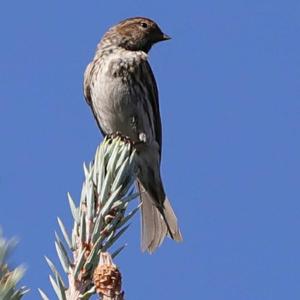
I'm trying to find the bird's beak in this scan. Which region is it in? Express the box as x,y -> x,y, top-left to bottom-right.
153,32 -> 171,44
162,33 -> 171,41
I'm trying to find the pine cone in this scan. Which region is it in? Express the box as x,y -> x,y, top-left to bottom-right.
93,253 -> 122,298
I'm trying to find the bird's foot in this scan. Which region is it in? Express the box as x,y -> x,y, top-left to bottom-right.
106,132 -> 133,144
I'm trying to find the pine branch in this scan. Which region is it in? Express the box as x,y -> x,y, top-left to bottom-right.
0,229 -> 29,300
41,137 -> 138,299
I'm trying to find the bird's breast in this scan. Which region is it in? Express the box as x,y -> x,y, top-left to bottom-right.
102,49 -> 147,78
90,50 -> 151,141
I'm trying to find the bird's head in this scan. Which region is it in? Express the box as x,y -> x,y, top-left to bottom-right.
104,17 -> 171,53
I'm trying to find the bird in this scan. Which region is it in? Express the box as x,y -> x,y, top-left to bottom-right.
83,17 -> 182,253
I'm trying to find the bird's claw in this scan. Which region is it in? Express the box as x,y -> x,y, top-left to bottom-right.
107,132 -> 133,144
106,132 -> 148,148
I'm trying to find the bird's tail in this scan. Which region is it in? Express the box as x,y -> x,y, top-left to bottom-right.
138,181 -> 183,253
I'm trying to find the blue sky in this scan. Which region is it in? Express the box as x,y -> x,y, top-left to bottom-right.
1,0 -> 300,299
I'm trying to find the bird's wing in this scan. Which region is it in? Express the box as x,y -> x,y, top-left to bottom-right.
141,61 -> 162,156
83,62 -> 93,106
83,61 -> 106,136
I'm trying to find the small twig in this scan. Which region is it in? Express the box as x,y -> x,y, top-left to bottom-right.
0,229 -> 29,299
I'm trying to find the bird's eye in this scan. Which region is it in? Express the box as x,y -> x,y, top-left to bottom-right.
140,22 -> 148,29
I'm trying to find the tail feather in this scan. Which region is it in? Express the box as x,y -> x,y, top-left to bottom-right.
163,197 -> 183,241
138,182 -> 183,253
